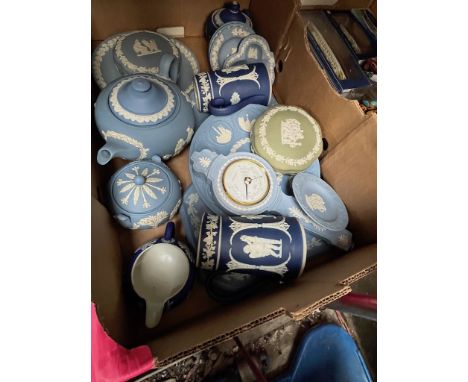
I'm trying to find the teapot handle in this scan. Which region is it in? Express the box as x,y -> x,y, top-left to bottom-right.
208,95 -> 268,116
159,53 -> 176,82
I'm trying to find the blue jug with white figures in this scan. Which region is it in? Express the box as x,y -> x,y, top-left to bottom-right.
196,214 -> 307,281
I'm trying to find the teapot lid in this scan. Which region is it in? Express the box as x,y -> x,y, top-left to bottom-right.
109,74 -> 177,126
251,106 -> 323,173
213,2 -> 252,28
292,172 -> 349,232
110,160 -> 176,214
114,30 -> 179,76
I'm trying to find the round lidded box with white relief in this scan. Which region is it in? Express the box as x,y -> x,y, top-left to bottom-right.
251,106 -> 323,174
107,158 -> 181,230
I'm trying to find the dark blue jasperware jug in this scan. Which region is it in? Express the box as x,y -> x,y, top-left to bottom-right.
193,63 -> 271,115
196,214 -> 306,280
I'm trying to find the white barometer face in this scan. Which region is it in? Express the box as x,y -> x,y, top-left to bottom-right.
222,159 -> 270,206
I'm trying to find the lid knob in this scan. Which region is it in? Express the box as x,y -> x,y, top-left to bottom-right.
228,1 -> 240,12
134,175 -> 146,185
131,78 -> 152,93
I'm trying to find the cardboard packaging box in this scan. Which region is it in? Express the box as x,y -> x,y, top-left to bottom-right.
91,0 -> 377,372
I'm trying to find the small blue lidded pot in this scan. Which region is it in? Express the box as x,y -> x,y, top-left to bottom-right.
205,1 -> 253,40
107,157 -> 182,230
130,222 -> 195,328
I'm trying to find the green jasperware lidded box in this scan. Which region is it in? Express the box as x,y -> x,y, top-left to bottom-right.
251,105 -> 323,174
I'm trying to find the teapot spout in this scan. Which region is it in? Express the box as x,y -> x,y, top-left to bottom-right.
97,141 -> 138,165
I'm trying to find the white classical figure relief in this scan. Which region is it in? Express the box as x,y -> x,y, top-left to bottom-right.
133,39 -> 161,56
230,92 -> 241,105
238,115 -> 256,132
241,235 -> 283,259
213,126 -> 232,144
306,193 -> 327,213
247,47 -> 259,60
280,118 -> 304,148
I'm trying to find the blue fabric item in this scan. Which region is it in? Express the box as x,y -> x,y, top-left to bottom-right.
275,324 -> 372,382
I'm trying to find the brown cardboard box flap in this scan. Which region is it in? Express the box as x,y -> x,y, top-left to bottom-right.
321,114 -> 377,246
92,0 -> 251,40
145,243 -> 376,363
250,0 -> 299,55
273,12 -> 366,150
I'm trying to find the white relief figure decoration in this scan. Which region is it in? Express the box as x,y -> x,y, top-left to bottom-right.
241,235 -> 283,259
187,193 -> 201,230
133,210 -> 169,229
289,206 -> 313,224
213,126 -> 232,144
215,66 -> 260,95
230,92 -> 241,105
281,118 -> 304,148
117,166 -> 167,208
198,156 -> 212,168
101,130 -> 149,160
306,194 -> 327,213
221,65 -> 249,74
247,47 -> 259,60
231,28 -> 250,37
133,39 -> 161,56
201,215 -> 219,269
238,115 -> 256,132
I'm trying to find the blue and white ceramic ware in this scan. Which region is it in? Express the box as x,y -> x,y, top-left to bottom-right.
189,149 -> 352,250
193,63 -> 271,115
130,222 -> 195,328
291,172 -> 353,251
205,1 -> 253,40
113,30 -> 181,82
223,34 -> 275,82
92,32 -> 128,90
189,104 -> 268,215
95,74 -> 195,164
172,38 -> 200,94
180,184 -> 213,250
209,22 -> 255,70
107,157 -> 182,229
197,215 -> 307,280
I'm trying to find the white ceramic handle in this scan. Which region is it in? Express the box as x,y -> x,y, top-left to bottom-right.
145,301 -> 164,328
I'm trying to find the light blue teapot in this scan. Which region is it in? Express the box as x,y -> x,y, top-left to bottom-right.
95,74 -> 195,165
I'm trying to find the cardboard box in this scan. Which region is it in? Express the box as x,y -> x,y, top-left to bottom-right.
91,0 -> 377,372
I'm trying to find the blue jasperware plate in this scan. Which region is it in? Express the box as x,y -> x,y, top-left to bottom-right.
292,172 -> 348,232
209,22 -> 255,70
92,32 -> 128,90
189,104 -> 268,213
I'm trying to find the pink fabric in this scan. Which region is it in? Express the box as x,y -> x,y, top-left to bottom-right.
91,303 -> 155,382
